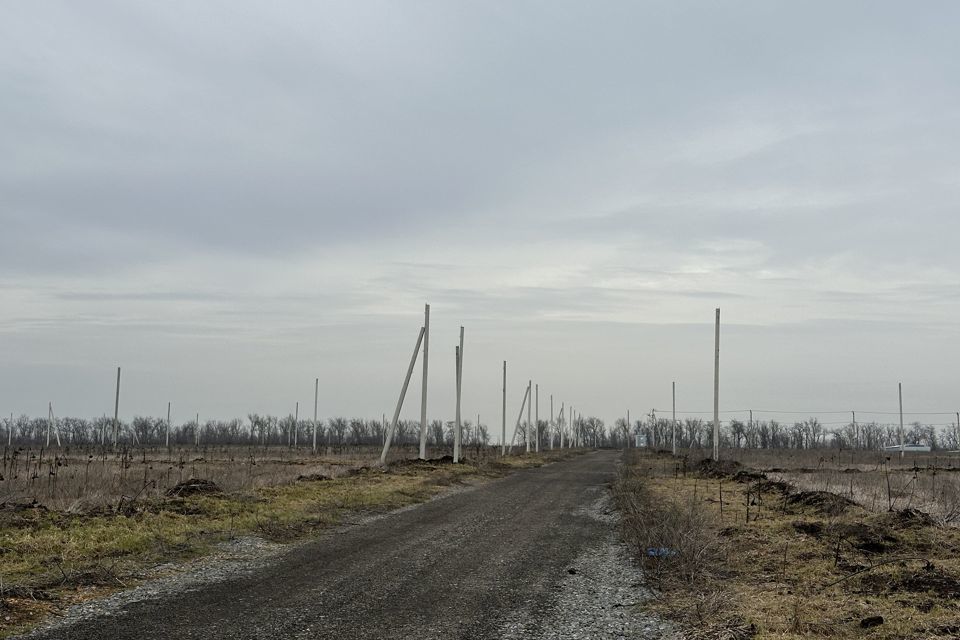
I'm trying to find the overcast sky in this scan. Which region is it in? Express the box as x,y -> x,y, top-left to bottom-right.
3,1 -> 960,436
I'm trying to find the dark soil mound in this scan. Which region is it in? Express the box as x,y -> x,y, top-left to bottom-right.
165,478 -> 222,497
786,490 -> 856,516
900,566 -> 960,597
884,508 -> 939,529
732,469 -> 766,483
696,458 -> 742,478
833,522 -> 900,554
296,473 -> 332,482
793,520 -> 824,537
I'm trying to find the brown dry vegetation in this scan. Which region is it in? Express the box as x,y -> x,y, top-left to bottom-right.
616,449 -> 960,640
0,446 -> 581,638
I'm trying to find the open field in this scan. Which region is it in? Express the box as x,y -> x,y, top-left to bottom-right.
0,445 -> 583,638
617,448 -> 960,639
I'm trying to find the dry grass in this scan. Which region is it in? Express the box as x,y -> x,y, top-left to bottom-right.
0,447 -> 580,638
617,449 -> 960,639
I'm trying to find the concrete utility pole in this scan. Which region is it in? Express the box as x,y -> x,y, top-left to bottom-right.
501,361 -> 507,456
713,308 -> 720,461
454,326 -> 464,463
195,412 -> 200,447
419,303 -> 430,460
313,378 -> 319,454
46,402 -> 52,447
294,402 -> 299,448
7,412 -> 11,447
672,381 -> 677,456
559,404 -> 565,449
454,346 -> 461,463
166,402 -> 171,448
113,366 -> 121,446
550,394 -> 554,450
380,326 -> 426,465
852,410 -> 857,448
535,384 -> 539,453
526,380 -> 532,453
898,382 -> 904,460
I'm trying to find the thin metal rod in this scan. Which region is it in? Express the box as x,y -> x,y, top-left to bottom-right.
713,308 -> 720,461
380,326 -> 426,465
550,394 -> 554,450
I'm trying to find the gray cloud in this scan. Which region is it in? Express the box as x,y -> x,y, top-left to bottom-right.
3,1 -> 960,428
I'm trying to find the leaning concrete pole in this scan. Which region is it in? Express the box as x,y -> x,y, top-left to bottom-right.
526,380 -> 532,453
501,361 -> 507,456
380,326 -> 426,465
713,308 -> 720,461
898,382 -> 904,460
313,378 -> 319,454
419,303 -> 430,459
113,366 -> 121,446
672,381 -> 677,456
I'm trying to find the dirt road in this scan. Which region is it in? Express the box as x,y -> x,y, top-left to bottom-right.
23,451 -> 665,639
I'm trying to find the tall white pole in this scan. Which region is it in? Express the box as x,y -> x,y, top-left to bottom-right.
501,361 -> 507,455
526,380 -> 532,453
196,412 -> 200,447
454,346 -> 462,463
898,382 -> 904,460
113,366 -> 121,446
535,383 -> 539,453
46,402 -> 51,447
713,308 -> 720,461
419,303 -> 430,460
380,326 -> 426,465
166,402 -> 171,448
313,378 -> 319,454
559,404 -> 565,449
454,326 -> 464,463
550,394 -> 554,450
672,382 -> 677,455
626,409 -> 630,448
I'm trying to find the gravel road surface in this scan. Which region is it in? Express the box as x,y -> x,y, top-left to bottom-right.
21,450 -> 670,639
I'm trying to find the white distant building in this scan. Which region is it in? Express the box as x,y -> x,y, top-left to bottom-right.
883,444 -> 932,453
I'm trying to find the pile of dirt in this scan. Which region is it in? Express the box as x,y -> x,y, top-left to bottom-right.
883,508 -> 939,529
696,458 -> 742,478
835,522 -> 900,554
0,499 -> 47,512
786,490 -> 856,516
296,473 -> 332,482
900,565 -> 960,598
165,478 -> 222,497
732,469 -> 766,483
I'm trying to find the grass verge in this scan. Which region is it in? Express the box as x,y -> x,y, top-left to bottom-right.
615,449 -> 960,640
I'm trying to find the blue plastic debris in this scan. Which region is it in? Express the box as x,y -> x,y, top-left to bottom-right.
645,547 -> 678,558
